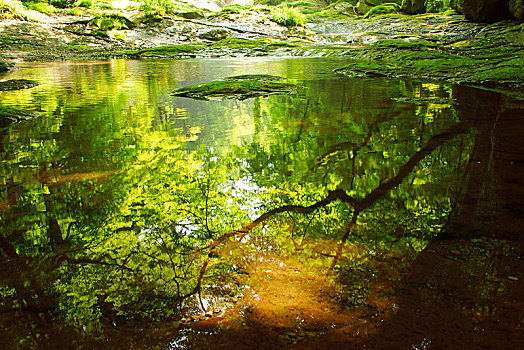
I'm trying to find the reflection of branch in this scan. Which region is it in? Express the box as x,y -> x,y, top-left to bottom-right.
330,210 -> 360,270
55,255 -> 134,272
356,122 -> 468,211
183,122 -> 469,304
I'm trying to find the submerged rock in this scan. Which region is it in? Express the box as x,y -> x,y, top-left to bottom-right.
0,106 -> 40,129
172,75 -> 296,100
0,79 -> 39,91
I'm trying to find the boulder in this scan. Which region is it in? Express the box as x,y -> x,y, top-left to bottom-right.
450,0 -> 511,22
175,11 -> 205,20
357,0 -> 402,14
509,0 -> 524,20
198,29 -> 230,41
0,62 -> 8,72
401,0 -> 426,14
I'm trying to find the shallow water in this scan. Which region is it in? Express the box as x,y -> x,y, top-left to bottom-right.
0,58 -> 523,349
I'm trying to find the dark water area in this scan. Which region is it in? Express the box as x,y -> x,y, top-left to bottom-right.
0,58 -> 523,349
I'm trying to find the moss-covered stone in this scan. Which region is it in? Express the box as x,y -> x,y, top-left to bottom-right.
175,11 -> 205,19
172,77 -> 297,101
0,61 -> 9,72
0,79 -> 39,91
198,29 -> 230,41
335,36 -> 524,98
117,44 -> 203,58
213,38 -> 299,49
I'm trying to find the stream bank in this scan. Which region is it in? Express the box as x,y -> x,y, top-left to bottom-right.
1,8 -> 523,98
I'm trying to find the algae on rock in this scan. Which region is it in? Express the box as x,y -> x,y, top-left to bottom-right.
172,75 -> 297,100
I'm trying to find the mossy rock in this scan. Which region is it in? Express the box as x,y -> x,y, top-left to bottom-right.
213,38 -> 298,49
175,11 -> 205,19
0,62 -> 9,72
172,77 -> 297,100
198,29 -> 230,41
118,44 -> 203,58
0,106 -> 40,129
0,79 -> 39,91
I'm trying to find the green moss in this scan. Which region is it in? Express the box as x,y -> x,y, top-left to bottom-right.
213,38 -> 298,49
371,39 -> 437,49
23,1 -> 60,14
64,44 -> 91,50
119,44 -> 203,57
271,5 -> 307,27
90,12 -> 135,31
360,3 -> 400,19
172,79 -> 297,101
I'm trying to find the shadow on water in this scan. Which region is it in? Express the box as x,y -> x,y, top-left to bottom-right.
0,59 -> 523,349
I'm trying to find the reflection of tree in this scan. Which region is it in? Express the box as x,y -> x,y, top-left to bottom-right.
0,69 -> 483,348
206,121 -> 468,270
363,86 -> 524,349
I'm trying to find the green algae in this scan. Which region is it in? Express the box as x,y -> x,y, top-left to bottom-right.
172,78 -> 297,101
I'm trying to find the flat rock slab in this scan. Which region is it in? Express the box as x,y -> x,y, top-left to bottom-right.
172,75 -> 297,101
0,79 -> 39,91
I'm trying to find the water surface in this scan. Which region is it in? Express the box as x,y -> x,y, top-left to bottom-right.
1,58 -> 523,349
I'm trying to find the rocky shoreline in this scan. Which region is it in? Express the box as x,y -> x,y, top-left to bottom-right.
0,8 -> 523,99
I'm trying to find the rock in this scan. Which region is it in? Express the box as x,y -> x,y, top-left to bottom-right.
0,106 -> 40,129
401,0 -> 427,14
0,79 -> 39,91
332,3 -> 357,13
450,0 -> 511,22
357,1 -> 402,15
172,77 -> 297,101
175,11 -> 205,20
0,62 -> 8,72
510,0 -> 524,20
198,29 -> 230,41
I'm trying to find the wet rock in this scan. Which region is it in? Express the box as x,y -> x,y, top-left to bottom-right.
198,29 -> 230,41
450,0 -> 511,22
0,79 -> 39,91
401,0 -> 426,14
510,0 -> 524,20
172,77 -> 297,101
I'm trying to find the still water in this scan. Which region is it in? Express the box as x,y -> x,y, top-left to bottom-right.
1,58 -> 523,349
